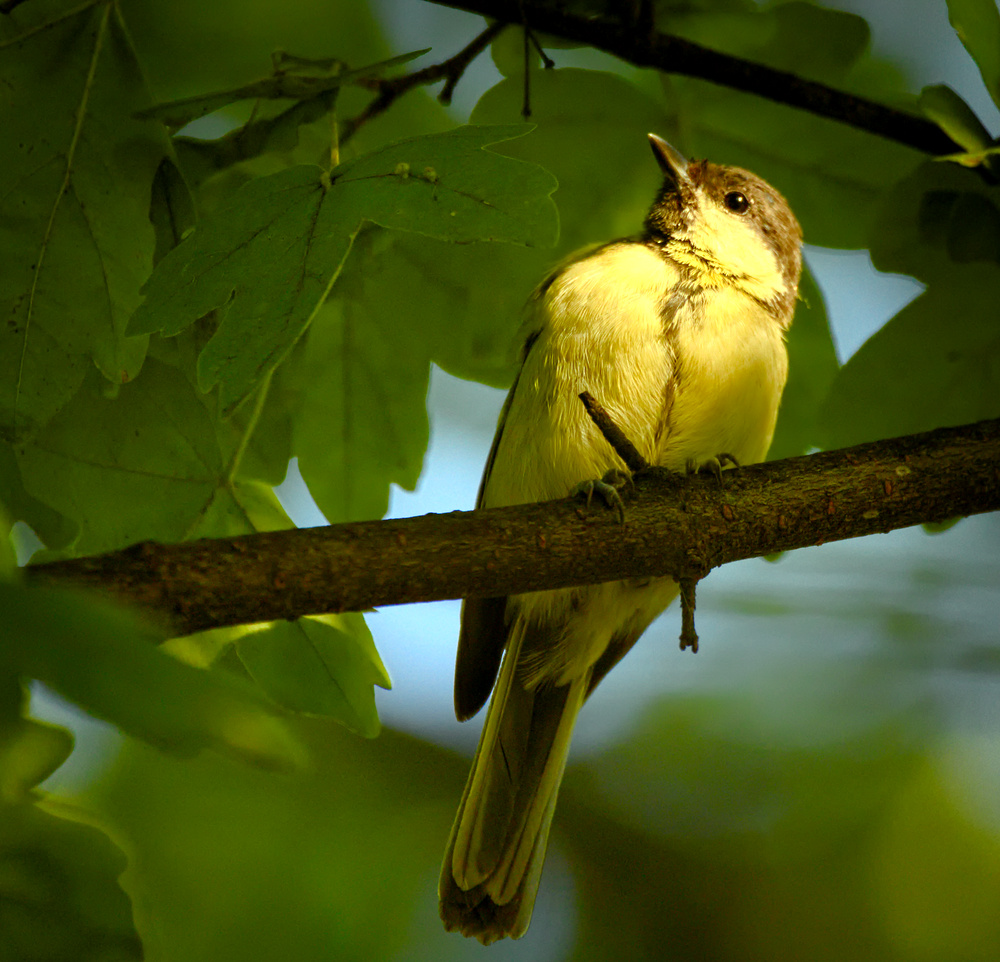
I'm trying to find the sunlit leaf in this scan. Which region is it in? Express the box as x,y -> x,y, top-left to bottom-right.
947,0 -> 1000,110
920,84 -> 992,151
237,613 -> 390,737
0,676 -> 74,802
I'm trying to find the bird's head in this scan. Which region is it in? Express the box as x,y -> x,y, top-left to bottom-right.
644,133 -> 802,318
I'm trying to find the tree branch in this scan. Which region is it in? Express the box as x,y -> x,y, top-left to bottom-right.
341,20 -> 505,144
26,420 -> 1000,637
423,0 -> 959,156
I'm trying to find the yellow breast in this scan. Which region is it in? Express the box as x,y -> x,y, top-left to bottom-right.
484,243 -> 681,508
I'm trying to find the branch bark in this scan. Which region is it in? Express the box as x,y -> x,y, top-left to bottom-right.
424,0 -> 958,157
26,419 -> 1000,638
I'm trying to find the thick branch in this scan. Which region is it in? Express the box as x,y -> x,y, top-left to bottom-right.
425,0 -> 958,156
26,420 -> 1000,637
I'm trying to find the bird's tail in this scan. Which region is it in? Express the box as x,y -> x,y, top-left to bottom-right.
439,618 -> 588,943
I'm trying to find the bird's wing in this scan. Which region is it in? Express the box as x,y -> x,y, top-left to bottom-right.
453,329 -> 542,722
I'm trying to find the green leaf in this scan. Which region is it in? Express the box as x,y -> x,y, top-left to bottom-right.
668,2 -> 922,249
237,613 -> 390,738
0,508 -> 15,578
0,800 -> 141,961
149,155 -> 198,265
0,441 -> 77,551
388,234 -> 533,386
868,160 -> 1000,281
15,360 -> 221,555
947,0 -> 1000,110
186,476 -> 294,540
139,48 -> 429,131
472,70 -> 667,249
172,97 -> 338,187
293,268 -> 430,524
818,262 -> 1000,449
754,1 -> 869,81
935,143 -> 1000,167
1,583 -> 306,771
0,676 -> 74,802
919,84 -> 996,165
827,158 -> 1000,450
14,360 -> 287,556
130,125 -> 557,415
226,376 -> 294,487
0,1 -> 169,443
336,124 -> 559,244
0,716 -> 75,802
458,68 -> 676,381
768,267 -> 840,460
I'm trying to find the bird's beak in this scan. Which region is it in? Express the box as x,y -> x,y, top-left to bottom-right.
648,133 -> 691,188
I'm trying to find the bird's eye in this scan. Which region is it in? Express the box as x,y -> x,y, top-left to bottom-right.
724,191 -> 750,214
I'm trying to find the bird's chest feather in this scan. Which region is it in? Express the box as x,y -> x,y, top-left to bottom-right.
662,284 -> 788,469
484,244 -> 787,509
484,244 -> 679,507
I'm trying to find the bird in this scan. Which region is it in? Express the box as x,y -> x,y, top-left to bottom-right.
438,133 -> 802,943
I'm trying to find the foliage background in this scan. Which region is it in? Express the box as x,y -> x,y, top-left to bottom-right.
2,0 -> 999,960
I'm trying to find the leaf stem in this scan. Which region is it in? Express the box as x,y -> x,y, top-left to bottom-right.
330,111 -> 340,169
226,368 -> 274,483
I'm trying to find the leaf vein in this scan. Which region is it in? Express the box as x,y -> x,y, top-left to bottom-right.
15,2 -> 110,438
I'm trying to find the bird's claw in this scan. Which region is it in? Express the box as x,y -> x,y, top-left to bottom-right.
686,452 -> 740,485
572,469 -> 631,523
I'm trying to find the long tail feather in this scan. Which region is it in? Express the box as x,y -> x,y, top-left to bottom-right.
439,618 -> 589,943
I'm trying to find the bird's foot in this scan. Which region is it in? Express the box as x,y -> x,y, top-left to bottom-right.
572,469 -> 632,524
686,452 -> 740,485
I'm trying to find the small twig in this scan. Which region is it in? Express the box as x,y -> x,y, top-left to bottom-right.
678,576 -> 699,652
579,392 -> 649,472
440,20 -> 505,102
516,0 -> 555,117
342,21 -> 505,146
526,27 -> 555,69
